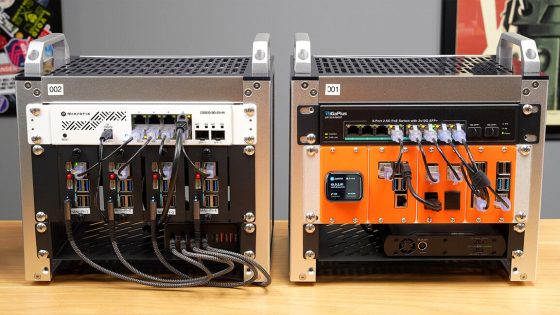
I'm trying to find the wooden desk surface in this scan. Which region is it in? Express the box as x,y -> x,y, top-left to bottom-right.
1,220 -> 560,314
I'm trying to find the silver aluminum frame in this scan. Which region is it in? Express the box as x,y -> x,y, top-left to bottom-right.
289,33 -> 546,282
17,33 -> 273,283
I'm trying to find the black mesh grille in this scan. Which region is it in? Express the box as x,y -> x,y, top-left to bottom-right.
52,56 -> 250,76
314,56 -> 512,75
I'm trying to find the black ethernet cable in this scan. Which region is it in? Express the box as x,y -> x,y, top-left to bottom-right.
449,140 -> 509,207
401,163 -> 442,211
171,238 -> 236,279
158,135 -> 167,156
434,140 -> 461,182
416,140 -> 438,183
158,128 -> 183,226
76,136 -> 134,177
389,139 -> 404,180
117,136 -> 153,176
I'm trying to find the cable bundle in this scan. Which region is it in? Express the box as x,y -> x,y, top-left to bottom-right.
64,120 -> 271,288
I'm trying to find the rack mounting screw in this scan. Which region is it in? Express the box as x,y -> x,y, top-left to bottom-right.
516,212 -> 528,223
329,217 -> 335,224
310,89 -> 318,97
522,88 -> 530,96
306,133 -> 316,144
305,224 -> 316,233
520,273 -> 528,280
244,135 -> 255,145
32,145 -> 44,156
531,81 -> 539,88
522,104 -> 534,115
244,89 -> 252,97
24,81 -> 32,89
305,212 -> 317,223
35,212 -> 48,222
244,106 -> 255,116
31,136 -> 42,144
243,250 -> 255,259
305,250 -> 316,260
512,250 -> 524,258
429,147 -> 434,153
30,107 -> 41,116
514,223 -> 526,233
299,273 -> 307,280
330,147 -> 335,153
35,223 -> 47,233
243,212 -> 255,223
427,217 -> 432,223
243,145 -> 255,156
476,218 -> 481,223
306,146 -> 318,156
478,146 -> 484,153
33,88 -> 41,97
378,218 -> 383,223
243,223 -> 256,234
401,218 -> 406,223
301,82 -> 309,89
253,82 -> 261,90
499,217 -> 504,223
450,217 -> 456,223
519,145 -> 531,156
501,146 -> 507,152
33,273 -> 41,280
353,218 -> 358,224
37,250 -> 49,259
379,147 -> 385,153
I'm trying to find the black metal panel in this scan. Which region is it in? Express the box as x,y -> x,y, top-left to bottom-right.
31,145 -> 60,256
302,224 -> 319,259
506,224 -> 525,259
228,146 -> 255,223
297,105 -> 319,145
518,104 -> 542,143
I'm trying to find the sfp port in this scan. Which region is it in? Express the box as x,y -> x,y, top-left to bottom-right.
195,130 -> 209,140
497,161 -> 511,175
75,179 -> 90,192
211,130 -> 225,141
76,194 -> 90,208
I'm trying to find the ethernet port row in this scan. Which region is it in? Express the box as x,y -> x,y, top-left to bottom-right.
344,123 -> 392,139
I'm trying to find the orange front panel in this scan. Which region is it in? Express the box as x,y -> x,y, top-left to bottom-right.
320,146 -> 368,224
369,145 -> 418,224
465,145 -> 516,223
416,145 -> 467,224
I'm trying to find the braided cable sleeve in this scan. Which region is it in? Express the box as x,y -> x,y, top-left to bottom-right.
206,246 -> 272,287
64,221 -> 207,288
149,220 -> 197,279
172,247 -> 234,279
108,221 -> 209,285
192,246 -> 258,288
